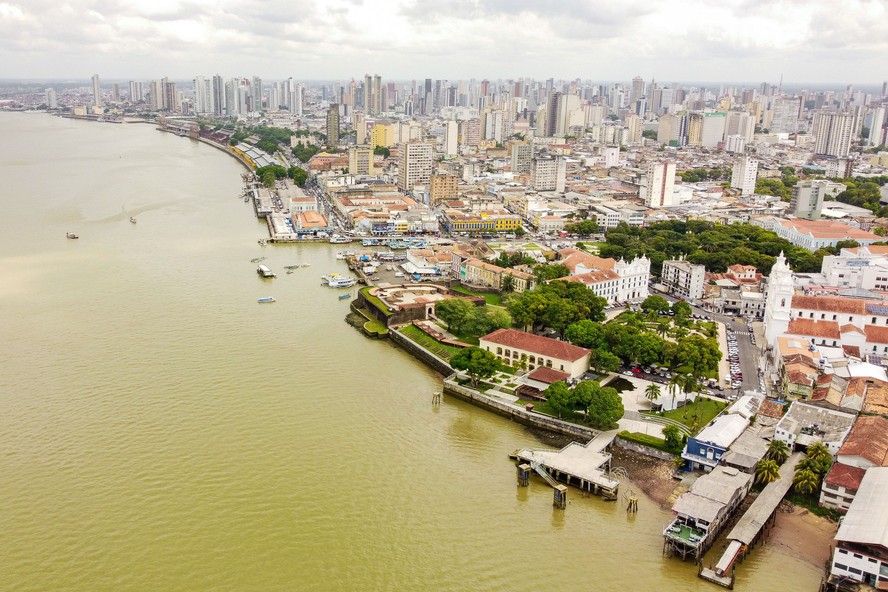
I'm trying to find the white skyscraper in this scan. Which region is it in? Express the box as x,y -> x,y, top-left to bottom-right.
192,76 -> 214,114
128,80 -> 143,103
730,156 -> 758,196
643,161 -> 676,208
443,120 -> 458,157
868,106 -> 885,147
397,141 -> 434,191
45,88 -> 57,108
91,74 -> 102,107
701,113 -> 726,148
812,111 -> 854,157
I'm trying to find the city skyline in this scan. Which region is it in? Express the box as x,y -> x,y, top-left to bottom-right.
0,0 -> 885,83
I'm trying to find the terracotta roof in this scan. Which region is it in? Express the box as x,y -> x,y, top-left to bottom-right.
787,318 -> 841,340
527,367 -> 570,384
838,416 -> 888,466
561,270 -> 620,286
841,324 -> 864,334
843,345 -> 862,358
480,329 -> 591,362
865,325 -> 888,345
758,400 -> 785,419
790,295 -> 871,315
777,219 -> 882,241
824,462 -> 866,492
557,248 -> 616,273
864,382 -> 888,416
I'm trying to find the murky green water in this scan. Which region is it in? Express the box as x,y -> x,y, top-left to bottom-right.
0,113 -> 821,591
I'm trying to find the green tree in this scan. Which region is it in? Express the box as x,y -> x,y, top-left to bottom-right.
543,381 -> 577,419
755,459 -> 781,485
641,295 -> 670,316
671,300 -> 692,318
662,424 -> 683,453
450,347 -> 501,387
589,349 -> 621,373
564,320 -> 607,349
645,383 -> 661,404
766,439 -> 790,465
500,274 -> 515,293
261,170 -> 276,188
585,383 -> 624,428
792,468 -> 821,495
435,299 -> 474,334
565,220 -> 600,236
534,263 -> 571,282
373,145 -> 390,158
289,167 -> 308,187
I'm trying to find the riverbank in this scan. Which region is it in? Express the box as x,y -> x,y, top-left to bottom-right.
771,505 -> 837,568
610,446 -> 678,506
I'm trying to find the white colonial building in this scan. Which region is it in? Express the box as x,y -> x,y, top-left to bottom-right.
821,245 -> 888,291
557,248 -> 650,304
661,257 -> 706,302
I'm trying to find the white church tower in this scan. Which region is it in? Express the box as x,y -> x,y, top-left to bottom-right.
764,251 -> 794,344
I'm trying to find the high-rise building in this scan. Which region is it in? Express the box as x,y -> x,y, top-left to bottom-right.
789,181 -> 832,220
212,75 -> 224,116
643,161 -> 676,208
624,113 -> 642,143
482,109 -> 504,142
730,156 -> 758,195
725,134 -> 747,154
348,145 -> 374,175
701,112 -> 726,148
148,79 -> 162,111
812,111 -> 854,157
128,80 -> 144,103
45,88 -> 57,108
111,84 -> 120,103
530,155 -> 566,192
725,111 -> 754,142
193,76 -> 214,114
251,76 -> 263,112
686,113 -> 704,146
459,119 -> 480,147
353,111 -> 366,145
91,74 -> 102,107
397,141 -> 434,191
510,142 -> 532,174
443,120 -> 459,157
630,75 -> 645,106
543,92 -> 560,137
770,97 -> 802,133
868,106 -> 885,147
326,103 -> 340,146
161,77 -> 177,112
429,174 -> 458,204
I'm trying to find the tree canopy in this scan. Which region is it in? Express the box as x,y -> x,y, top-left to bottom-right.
505,280 -> 606,335
450,347 -> 501,386
582,382 -> 624,428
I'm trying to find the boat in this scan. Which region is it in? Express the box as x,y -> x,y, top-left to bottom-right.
301,263 -> 311,267
257,239 -> 268,246
284,265 -> 300,270
129,217 -> 136,224
257,264 -> 276,278
66,232 -> 79,239
329,234 -> 351,244
322,273 -> 357,288
338,293 -> 351,300
286,270 -> 294,274
250,257 -> 266,263
244,195 -> 250,202
257,296 -> 275,303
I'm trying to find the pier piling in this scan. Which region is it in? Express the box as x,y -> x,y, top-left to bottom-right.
553,484 -> 567,509
517,463 -> 530,487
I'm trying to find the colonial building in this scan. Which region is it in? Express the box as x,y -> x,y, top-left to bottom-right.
661,257 -> 706,302
820,416 -> 888,512
479,329 -> 591,378
558,248 -> 650,304
458,258 -> 535,293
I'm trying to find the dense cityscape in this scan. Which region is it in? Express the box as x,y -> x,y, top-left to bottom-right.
3,62 -> 888,592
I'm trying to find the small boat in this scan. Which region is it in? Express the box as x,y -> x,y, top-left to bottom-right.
257,296 -> 275,303
257,264 -> 276,278
258,239 -> 268,246
286,270 -> 294,274
66,232 -> 79,239
301,263 -> 311,267
329,234 -> 351,244
244,195 -> 250,202
284,265 -> 300,270
338,294 -> 351,300
129,217 -> 136,224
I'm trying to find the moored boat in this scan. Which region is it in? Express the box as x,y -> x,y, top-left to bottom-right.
322,273 -> 357,288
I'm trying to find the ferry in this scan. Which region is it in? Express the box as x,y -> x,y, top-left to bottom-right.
329,234 -> 351,244
257,264 -> 276,278
257,296 -> 275,303
322,273 -> 357,288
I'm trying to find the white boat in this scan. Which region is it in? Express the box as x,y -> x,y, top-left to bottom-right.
257,264 -> 276,278
66,232 -> 79,239
129,217 -> 137,224
257,296 -> 275,303
329,235 -> 351,244
258,239 -> 268,246
322,273 -> 357,288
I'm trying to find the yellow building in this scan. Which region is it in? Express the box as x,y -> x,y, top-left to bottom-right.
370,124 -> 395,148
445,210 -> 522,233
348,145 -> 375,175
429,174 -> 459,204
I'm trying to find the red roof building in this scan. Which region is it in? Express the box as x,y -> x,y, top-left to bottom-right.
479,329 -> 591,378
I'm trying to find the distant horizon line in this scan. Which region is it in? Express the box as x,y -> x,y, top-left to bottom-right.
2,77 -> 885,89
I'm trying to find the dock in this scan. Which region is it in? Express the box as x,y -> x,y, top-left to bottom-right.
699,452 -> 803,588
511,431 -> 620,499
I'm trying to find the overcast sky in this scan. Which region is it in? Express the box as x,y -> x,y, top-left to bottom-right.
1,0 -> 886,84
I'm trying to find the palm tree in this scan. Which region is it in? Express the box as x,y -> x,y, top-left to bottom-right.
806,442 -> 832,464
765,440 -> 790,465
754,459 -> 780,485
667,375 -> 682,410
793,468 -> 821,496
645,384 -> 661,406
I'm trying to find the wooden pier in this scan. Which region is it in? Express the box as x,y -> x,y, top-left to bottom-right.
699,453 -> 803,588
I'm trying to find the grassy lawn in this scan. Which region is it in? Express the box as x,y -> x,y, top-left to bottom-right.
654,398 -> 727,433
619,431 -> 673,453
521,243 -> 542,250
359,287 -> 393,317
363,319 -> 388,335
450,285 -> 502,305
399,325 -> 463,360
